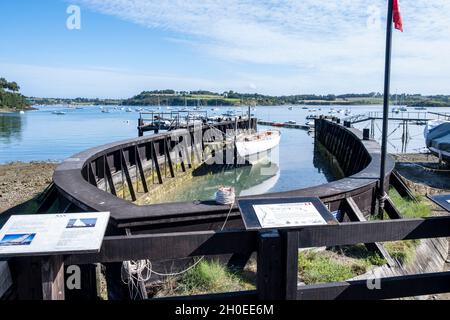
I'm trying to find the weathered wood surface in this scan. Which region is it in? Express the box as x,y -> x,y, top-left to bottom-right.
41,255 -> 65,300
297,271 -> 450,300
66,215 -> 450,265
0,261 -> 12,299
257,230 -> 283,300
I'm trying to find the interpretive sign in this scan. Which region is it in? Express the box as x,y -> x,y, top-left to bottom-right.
238,197 -> 337,230
0,212 -> 110,257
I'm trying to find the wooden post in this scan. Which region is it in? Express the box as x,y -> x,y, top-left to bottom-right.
257,230 -> 283,300
41,255 -> 65,300
281,230 -> 299,300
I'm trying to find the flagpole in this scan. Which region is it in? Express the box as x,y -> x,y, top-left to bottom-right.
378,0 -> 394,219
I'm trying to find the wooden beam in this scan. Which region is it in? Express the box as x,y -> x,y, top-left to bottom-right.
297,271 -> 450,300
150,142 -> 163,184
390,170 -> 417,202
66,230 -> 257,265
384,197 -> 403,220
41,255 -> 65,300
120,149 -> 136,201
135,146 -> 149,193
164,138 -> 175,178
87,163 -> 98,187
104,157 -> 117,196
282,231 -> 299,300
65,215 -> 450,266
297,215 -> 450,248
257,230 -> 283,300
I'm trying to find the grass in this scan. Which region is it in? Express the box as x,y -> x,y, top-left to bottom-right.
388,189 -> 431,219
159,260 -> 255,296
298,248 -> 384,284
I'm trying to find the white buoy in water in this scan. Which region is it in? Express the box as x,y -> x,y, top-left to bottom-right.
215,186 -> 235,205
19,111 -> 25,114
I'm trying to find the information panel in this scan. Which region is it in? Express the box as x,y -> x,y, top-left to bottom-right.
238,197 -> 337,230
253,202 -> 327,228
0,212 -> 110,257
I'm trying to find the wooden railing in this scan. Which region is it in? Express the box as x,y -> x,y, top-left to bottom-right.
35,215 -> 449,300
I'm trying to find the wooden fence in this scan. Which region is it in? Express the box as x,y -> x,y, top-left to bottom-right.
9,215 -> 449,300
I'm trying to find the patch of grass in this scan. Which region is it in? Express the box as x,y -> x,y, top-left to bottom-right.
384,240 -> 418,265
174,260 -> 255,295
298,250 -> 368,284
389,189 -> 431,218
336,245 -> 386,267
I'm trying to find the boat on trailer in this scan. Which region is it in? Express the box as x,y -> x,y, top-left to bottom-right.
424,120 -> 450,162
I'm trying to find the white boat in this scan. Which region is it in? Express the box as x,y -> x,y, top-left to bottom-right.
52,111 -> 66,115
125,108 -> 133,112
235,130 -> 280,164
424,120 -> 450,162
305,120 -> 315,127
285,120 -> 296,124
288,106 -> 293,110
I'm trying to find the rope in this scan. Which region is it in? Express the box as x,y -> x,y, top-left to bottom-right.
215,186 -> 236,205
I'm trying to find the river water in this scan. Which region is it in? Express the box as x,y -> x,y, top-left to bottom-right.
1,104 -> 449,201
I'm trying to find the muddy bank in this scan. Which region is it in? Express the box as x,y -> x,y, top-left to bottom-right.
392,153 -> 450,193
0,162 -> 57,216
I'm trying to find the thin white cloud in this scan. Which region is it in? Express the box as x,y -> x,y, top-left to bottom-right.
72,0 -> 450,94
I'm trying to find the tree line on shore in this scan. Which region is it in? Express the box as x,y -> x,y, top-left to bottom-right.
2,77 -> 450,109
0,77 -> 29,110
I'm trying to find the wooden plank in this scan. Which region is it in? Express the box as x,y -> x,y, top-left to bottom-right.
36,184 -> 58,213
66,230 -> 257,265
297,271 -> 450,300
120,149 -> 136,201
104,157 -> 117,196
390,171 -> 417,202
296,215 -> 450,248
257,230 -> 283,300
384,197 -> 403,219
41,255 -> 65,300
66,216 -> 450,266
150,142 -> 163,184
344,198 -> 396,267
164,138 -> 175,178
135,146 -> 149,193
0,261 -> 12,299
282,231 -> 299,300
88,163 -> 98,187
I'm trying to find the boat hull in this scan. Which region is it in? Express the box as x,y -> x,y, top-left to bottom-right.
236,130 -> 281,164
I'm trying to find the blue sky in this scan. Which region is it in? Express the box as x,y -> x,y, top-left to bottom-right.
1,0 -> 450,98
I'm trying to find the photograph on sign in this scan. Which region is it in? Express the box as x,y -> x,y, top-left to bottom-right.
253,202 -> 327,228
0,233 -> 36,246
66,218 -> 97,228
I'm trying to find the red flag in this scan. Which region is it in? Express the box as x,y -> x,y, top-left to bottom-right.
393,0 -> 403,32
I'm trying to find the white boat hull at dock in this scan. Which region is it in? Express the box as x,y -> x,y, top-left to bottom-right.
236,130 -> 280,164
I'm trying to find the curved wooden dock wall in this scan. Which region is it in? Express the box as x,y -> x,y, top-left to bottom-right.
50,118 -> 394,234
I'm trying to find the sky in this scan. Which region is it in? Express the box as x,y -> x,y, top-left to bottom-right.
0,0 -> 450,98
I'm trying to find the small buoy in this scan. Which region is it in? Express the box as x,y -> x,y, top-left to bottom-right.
215,186 -> 235,205
19,111 -> 25,114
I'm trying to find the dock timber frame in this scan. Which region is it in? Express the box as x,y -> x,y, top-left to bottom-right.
47,118 -> 394,233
